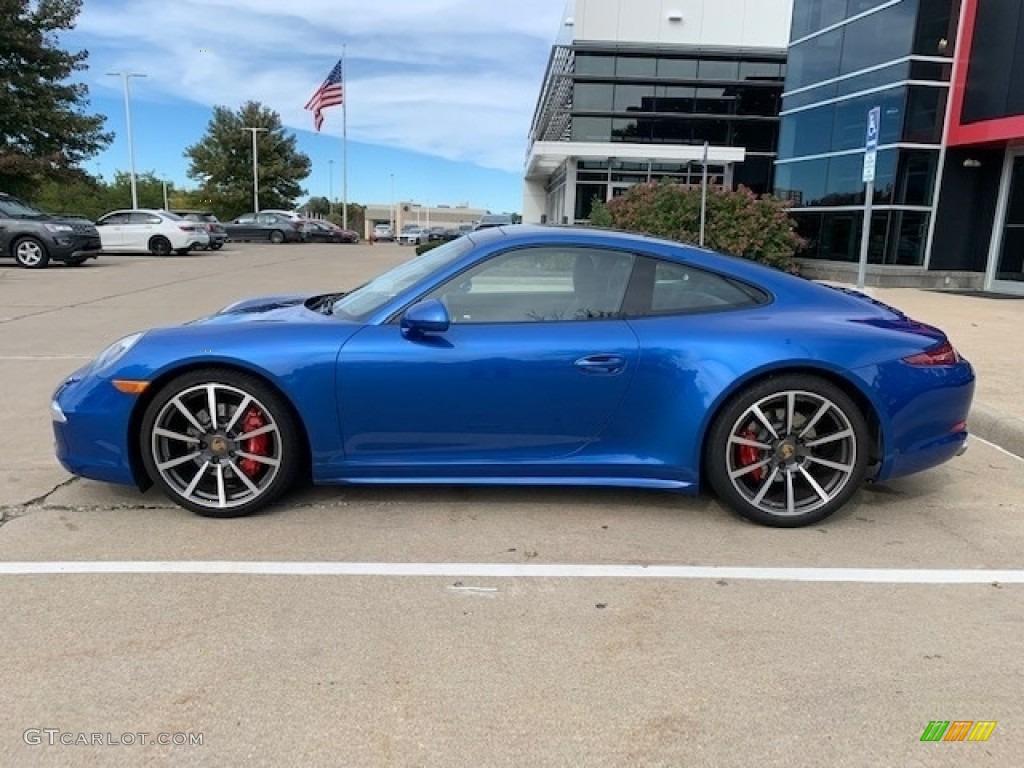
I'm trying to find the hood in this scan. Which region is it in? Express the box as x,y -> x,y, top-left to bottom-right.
185,293 -> 331,326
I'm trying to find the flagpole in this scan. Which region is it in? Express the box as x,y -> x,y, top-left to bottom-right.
342,46 -> 348,230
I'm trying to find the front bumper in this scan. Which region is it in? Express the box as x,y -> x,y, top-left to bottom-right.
51,373 -> 138,486
50,235 -> 102,261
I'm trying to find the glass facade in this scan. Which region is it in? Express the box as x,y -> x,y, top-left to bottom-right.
775,0 -> 958,266
569,49 -> 785,195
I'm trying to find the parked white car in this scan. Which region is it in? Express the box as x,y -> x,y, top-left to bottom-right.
95,210 -> 209,255
398,226 -> 429,245
373,223 -> 394,241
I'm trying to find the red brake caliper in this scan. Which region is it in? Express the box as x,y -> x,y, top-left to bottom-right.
737,428 -> 765,481
238,407 -> 268,478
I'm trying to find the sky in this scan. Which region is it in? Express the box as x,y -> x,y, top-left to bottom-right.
63,0 -> 571,213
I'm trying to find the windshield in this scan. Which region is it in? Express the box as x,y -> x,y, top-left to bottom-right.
331,236 -> 474,320
0,196 -> 47,218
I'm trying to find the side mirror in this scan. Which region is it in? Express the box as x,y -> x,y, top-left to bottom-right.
401,299 -> 450,338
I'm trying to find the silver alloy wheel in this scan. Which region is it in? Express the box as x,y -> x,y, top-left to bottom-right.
724,389 -> 858,518
15,239 -> 44,267
149,382 -> 282,510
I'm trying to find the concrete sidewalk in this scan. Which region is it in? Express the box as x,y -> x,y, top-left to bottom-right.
842,284 -> 1024,457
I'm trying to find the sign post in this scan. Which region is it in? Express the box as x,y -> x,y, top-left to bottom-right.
857,106 -> 881,289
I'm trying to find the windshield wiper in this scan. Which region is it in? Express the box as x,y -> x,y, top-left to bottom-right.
308,292 -> 347,314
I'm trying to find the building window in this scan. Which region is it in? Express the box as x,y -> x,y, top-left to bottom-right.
787,29 -> 843,91
614,84 -> 656,112
698,59 -> 740,81
575,53 -> 615,76
790,1 -> 848,41
774,158 -> 829,206
574,184 -> 607,221
574,82 -> 614,111
838,1 -> 918,75
657,57 -> 699,79
903,86 -> 946,143
571,116 -> 612,142
617,56 -> 657,77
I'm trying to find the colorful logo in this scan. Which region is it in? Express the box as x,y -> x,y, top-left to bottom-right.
920,721 -> 996,742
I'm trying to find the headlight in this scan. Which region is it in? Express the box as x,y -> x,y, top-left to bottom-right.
92,332 -> 144,371
43,223 -> 74,233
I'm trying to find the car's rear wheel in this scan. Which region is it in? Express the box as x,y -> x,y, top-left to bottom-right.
705,375 -> 869,527
269,230 -> 285,244
139,370 -> 301,517
13,237 -> 50,269
149,236 -> 172,256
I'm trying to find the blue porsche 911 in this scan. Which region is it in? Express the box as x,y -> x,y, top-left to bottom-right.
51,226 -> 974,527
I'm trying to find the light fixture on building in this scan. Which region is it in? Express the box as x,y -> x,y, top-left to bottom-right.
963,158 -> 982,168
667,10 -> 683,22
564,16 -> 574,26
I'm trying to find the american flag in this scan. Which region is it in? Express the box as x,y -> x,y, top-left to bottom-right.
304,59 -> 344,132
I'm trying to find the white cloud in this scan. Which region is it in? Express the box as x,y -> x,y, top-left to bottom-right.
71,0 -> 564,171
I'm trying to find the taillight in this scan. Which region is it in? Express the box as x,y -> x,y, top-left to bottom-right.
903,341 -> 960,366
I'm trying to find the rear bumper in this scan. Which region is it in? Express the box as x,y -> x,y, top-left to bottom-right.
858,358 -> 976,483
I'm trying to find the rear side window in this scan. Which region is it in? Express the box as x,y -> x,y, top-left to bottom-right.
623,256 -> 769,316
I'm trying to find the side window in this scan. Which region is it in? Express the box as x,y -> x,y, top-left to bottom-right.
257,214 -> 277,225
625,257 -> 769,316
422,247 -> 635,324
235,215 -> 256,224
97,213 -> 127,226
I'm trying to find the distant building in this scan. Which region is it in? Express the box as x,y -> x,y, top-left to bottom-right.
777,0 -> 1024,294
362,202 -> 488,238
524,0 -> 792,225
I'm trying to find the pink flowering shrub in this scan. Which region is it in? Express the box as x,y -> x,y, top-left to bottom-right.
590,181 -> 803,271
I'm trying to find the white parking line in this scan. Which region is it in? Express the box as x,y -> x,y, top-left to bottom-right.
0,562 -> 1021,583
974,435 -> 1024,461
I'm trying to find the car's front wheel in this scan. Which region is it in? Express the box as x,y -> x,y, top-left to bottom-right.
705,375 -> 869,527
13,237 -> 50,268
139,369 -> 301,517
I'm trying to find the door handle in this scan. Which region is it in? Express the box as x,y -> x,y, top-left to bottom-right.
574,354 -> 626,374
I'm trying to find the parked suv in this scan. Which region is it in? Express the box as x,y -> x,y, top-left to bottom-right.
171,210 -> 227,250
0,192 -> 101,268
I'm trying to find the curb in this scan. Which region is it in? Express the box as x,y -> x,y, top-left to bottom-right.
969,402 -> 1024,459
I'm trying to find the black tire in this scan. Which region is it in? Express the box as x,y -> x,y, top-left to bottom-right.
139,368 -> 302,518
210,242 -> 223,250
13,237 -> 50,269
149,236 -> 172,256
704,374 -> 869,527
269,230 -> 285,244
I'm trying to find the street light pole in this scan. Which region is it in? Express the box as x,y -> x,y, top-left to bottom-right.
243,127 -> 268,212
390,173 -> 395,231
328,159 -> 334,216
107,72 -> 146,209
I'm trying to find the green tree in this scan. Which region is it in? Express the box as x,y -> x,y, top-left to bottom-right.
303,196 -> 331,216
327,202 -> 365,233
184,101 -> 311,220
28,174 -> 106,219
0,0 -> 112,196
591,181 -> 803,271
102,171 -> 174,210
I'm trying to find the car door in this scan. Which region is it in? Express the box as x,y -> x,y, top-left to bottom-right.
124,212 -> 165,251
336,245 -> 639,467
94,212 -> 128,250
231,214 -> 257,238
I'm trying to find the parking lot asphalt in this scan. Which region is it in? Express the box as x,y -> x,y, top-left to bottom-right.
1,242 -> 1022,767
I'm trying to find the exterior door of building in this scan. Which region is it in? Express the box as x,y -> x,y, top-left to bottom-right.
988,151 -> 1024,295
